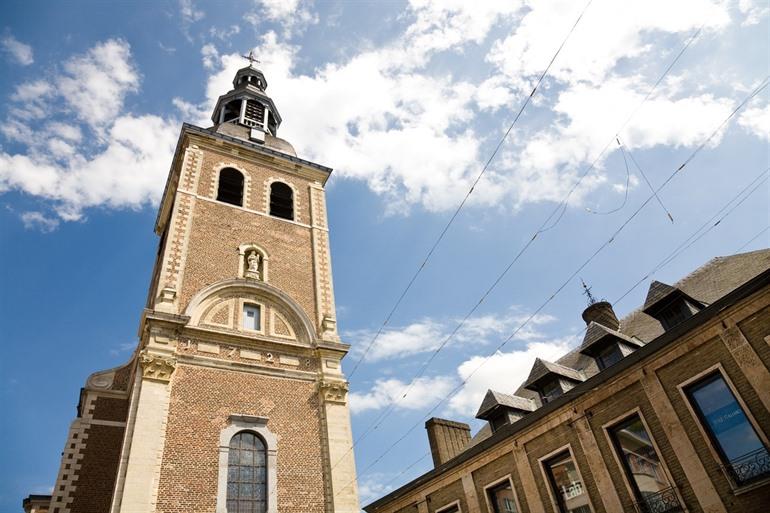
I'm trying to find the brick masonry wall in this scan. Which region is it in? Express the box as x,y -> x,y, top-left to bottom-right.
738,303 -> 770,369
426,479 -> 464,513
179,198 -> 316,330
68,424 -> 125,513
470,453 -> 528,513
155,364 -> 326,513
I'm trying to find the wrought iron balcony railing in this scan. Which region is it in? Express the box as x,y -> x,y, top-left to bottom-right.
724,446 -> 770,486
633,487 -> 682,513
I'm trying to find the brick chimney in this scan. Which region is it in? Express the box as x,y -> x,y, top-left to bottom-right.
425,417 -> 471,467
581,301 -> 620,330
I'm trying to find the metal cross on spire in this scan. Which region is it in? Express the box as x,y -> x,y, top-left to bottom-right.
581,278 -> 598,306
241,50 -> 260,66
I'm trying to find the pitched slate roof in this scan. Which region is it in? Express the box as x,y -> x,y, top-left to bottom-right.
523,358 -> 584,390
579,321 -> 642,354
642,280 -> 679,311
475,390 -> 535,419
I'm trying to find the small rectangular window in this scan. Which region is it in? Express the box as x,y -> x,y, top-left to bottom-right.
243,304 -> 261,331
541,380 -> 562,404
608,415 -> 680,512
487,479 -> 518,513
543,450 -> 591,513
596,344 -> 623,370
685,372 -> 770,485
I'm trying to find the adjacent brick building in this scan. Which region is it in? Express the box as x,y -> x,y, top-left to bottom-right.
24,62 -> 359,513
365,250 -> 770,513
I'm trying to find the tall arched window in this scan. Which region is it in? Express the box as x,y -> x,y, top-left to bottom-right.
227,431 -> 267,513
269,182 -> 293,220
217,168 -> 244,207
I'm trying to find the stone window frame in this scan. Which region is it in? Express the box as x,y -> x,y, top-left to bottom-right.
537,443 -> 595,513
211,163 -> 252,210
238,298 -> 266,336
482,474 -> 522,513
216,414 -> 277,513
264,177 -> 300,223
676,362 -> 770,492
434,498 -> 462,513
600,406 -> 684,509
238,243 -> 270,282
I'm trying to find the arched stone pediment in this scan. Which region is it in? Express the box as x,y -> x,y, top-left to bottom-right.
184,279 -> 315,345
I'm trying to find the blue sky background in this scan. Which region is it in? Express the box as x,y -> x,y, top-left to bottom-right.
0,0 -> 768,510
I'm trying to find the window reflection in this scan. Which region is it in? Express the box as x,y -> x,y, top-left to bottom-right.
686,372 -> 770,484
544,451 -> 591,513
487,479 -> 518,513
609,415 -> 680,511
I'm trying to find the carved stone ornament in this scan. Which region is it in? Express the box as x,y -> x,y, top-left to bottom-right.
318,379 -> 348,404
140,351 -> 177,382
245,250 -> 261,280
321,315 -> 338,340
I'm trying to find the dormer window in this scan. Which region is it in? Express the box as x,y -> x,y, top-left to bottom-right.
596,344 -> 623,370
523,358 -> 584,406
475,390 -> 535,432
643,281 -> 704,331
579,322 -> 643,371
216,168 -> 244,206
269,182 -> 293,220
540,379 -> 562,403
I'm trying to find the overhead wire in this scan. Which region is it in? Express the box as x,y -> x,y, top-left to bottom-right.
624,144 -> 675,223
345,0 -> 596,380
349,164 -> 770,500
335,79 -> 770,496
331,22 -> 720,474
736,225 -> 770,252
585,138 -> 631,215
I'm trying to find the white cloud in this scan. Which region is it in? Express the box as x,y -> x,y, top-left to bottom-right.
201,43 -> 219,70
738,0 -> 770,25
250,0 -> 318,36
738,104 -> 770,141
349,311 -> 555,362
349,376 -> 456,414
209,24 -> 241,40
20,211 -> 60,233
1,33 -> 34,65
0,40 -> 178,221
180,0 -> 204,24
59,39 -> 140,131
448,338 -> 575,414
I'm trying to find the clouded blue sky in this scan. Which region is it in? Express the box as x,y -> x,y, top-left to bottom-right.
0,0 -> 768,509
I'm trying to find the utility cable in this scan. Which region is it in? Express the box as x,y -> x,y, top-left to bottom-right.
334,80 -> 770,495
345,0 -> 596,380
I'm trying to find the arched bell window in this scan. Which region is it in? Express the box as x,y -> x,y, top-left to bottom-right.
269,182 -> 293,220
217,168 -> 245,207
227,431 -> 267,513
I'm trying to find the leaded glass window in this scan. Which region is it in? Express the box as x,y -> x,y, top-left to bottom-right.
227,431 -> 267,513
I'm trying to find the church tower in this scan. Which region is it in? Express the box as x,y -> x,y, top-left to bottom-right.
43,61 -> 359,513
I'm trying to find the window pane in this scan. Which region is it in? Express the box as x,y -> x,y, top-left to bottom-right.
689,375 -> 764,460
597,344 -> 623,370
545,452 -> 591,513
610,416 -> 671,501
488,480 -> 518,513
227,431 -> 268,512
243,305 -> 261,331
687,373 -> 769,483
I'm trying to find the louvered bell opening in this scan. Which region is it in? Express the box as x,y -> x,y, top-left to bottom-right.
244,100 -> 265,129
217,168 -> 244,206
222,100 -> 240,123
269,182 -> 293,220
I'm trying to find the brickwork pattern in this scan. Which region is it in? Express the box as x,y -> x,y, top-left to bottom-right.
179,199 -> 317,329
426,479 -> 465,513
155,364 -> 326,513
470,454 -> 527,513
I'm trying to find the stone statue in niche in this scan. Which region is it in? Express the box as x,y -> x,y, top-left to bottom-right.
245,250 -> 261,280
